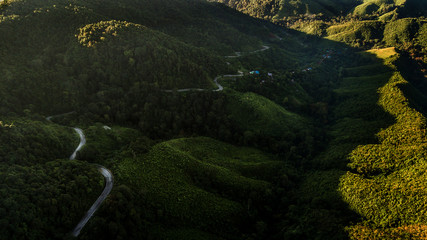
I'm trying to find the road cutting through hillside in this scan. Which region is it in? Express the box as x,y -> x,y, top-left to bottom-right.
224,45 -> 270,58
164,45 -> 269,92
71,165 -> 113,237
46,114 -> 113,237
45,44 -> 268,236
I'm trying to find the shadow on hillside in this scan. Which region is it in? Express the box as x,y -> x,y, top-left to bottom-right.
0,1 -> 413,239
395,54 -> 427,115
267,29 -> 397,239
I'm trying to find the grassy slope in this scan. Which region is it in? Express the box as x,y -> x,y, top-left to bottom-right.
114,136 -> 285,238
353,0 -> 427,17
226,91 -> 307,139
278,0 -> 357,17
319,50 -> 395,169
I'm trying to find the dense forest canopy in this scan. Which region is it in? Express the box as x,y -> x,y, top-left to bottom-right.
210,0 -> 427,19
0,0 -> 426,239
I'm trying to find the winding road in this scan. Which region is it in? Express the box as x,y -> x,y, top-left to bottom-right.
45,44 -> 269,235
71,166 -> 113,237
46,114 -> 113,237
164,45 -> 270,92
69,128 -> 86,160
224,45 -> 270,58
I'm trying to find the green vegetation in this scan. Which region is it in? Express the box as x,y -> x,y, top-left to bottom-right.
352,0 -> 405,16
212,0 -> 357,19
0,0 -> 272,115
0,118 -> 104,239
0,0 -> 314,238
1,0 -> 426,239
76,19 -> 228,89
337,50 -> 427,238
79,136 -> 292,239
226,91 -> 310,151
212,0 -> 427,21
0,118 -> 78,165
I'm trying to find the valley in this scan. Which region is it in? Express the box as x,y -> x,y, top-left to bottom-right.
0,0 -> 426,239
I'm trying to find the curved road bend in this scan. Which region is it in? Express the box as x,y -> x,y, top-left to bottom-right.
224,45 -> 270,58
69,44 -> 269,232
218,45 -> 270,90
164,45 -> 270,92
164,70 -> 243,93
68,126 -> 113,237
69,128 -> 86,160
45,43 -> 269,235
46,111 -> 75,122
72,166 -> 113,237
46,114 -> 114,237
213,71 -> 244,92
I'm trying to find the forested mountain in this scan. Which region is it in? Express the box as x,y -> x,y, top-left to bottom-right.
1,0 -> 426,239
212,0 -> 427,239
211,0 -> 427,20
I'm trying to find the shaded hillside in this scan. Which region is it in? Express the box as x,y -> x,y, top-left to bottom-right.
0,0 -> 276,115
0,0 -> 313,239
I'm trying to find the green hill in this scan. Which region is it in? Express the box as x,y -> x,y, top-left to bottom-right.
0,0 -> 307,238
88,135 -> 290,239
0,0 -> 276,115
226,91 -> 308,147
1,0 -> 426,239
212,0 -> 427,19
293,18 -> 427,50
212,0 -> 357,19
353,0 -> 427,18
336,49 -> 427,239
